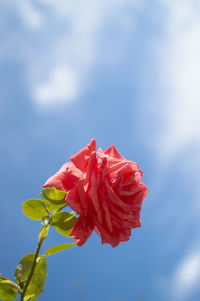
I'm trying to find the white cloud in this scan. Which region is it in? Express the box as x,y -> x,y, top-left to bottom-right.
1,0 -> 144,108
34,67 -> 78,105
170,250 -> 200,300
152,5 -> 200,298
156,0 -> 200,162
146,0 -> 200,210
15,0 -> 43,28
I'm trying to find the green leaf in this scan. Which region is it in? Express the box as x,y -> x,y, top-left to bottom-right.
45,243 -> 76,257
0,281 -> 21,293
15,254 -> 35,282
0,276 -> 8,282
26,256 -> 47,300
52,211 -> 77,237
0,282 -> 17,301
41,187 -> 67,212
38,224 -> 50,242
22,199 -> 49,220
14,254 -> 47,300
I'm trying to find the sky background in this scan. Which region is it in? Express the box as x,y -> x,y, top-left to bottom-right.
1,0 -> 200,300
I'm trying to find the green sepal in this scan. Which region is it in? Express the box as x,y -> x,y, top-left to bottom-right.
39,224 -> 50,242
22,199 -> 49,221
41,187 -> 67,212
51,211 -> 77,237
24,294 -> 36,301
45,243 -> 76,257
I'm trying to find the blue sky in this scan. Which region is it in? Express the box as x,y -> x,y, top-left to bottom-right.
1,0 -> 200,300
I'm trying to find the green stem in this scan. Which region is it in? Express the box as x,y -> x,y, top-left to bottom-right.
20,224 -> 48,301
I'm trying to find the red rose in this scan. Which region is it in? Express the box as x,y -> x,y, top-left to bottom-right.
44,139 -> 148,247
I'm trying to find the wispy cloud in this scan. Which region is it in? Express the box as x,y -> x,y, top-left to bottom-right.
170,249 -> 200,300
16,0 -> 44,28
152,2 -> 200,299
156,0 -> 200,162
1,0 -> 143,108
34,67 -> 78,106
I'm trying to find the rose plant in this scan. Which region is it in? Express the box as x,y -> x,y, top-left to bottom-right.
0,139 -> 148,301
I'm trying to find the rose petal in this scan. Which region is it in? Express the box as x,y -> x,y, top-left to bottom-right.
70,217 -> 94,246
104,144 -> 124,160
44,162 -> 81,191
66,186 -> 82,214
78,180 -> 89,217
86,154 -> 103,223
97,158 -> 113,232
104,178 -> 130,213
70,139 -> 96,172
91,213 -> 120,247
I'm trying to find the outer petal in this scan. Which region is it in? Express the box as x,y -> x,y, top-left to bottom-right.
104,145 -> 124,160
78,180 -> 90,217
66,186 -> 82,215
91,213 -> 120,247
70,217 -> 94,246
70,139 -> 96,172
43,162 -> 81,191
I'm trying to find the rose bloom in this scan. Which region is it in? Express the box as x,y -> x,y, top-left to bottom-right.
44,139 -> 148,247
